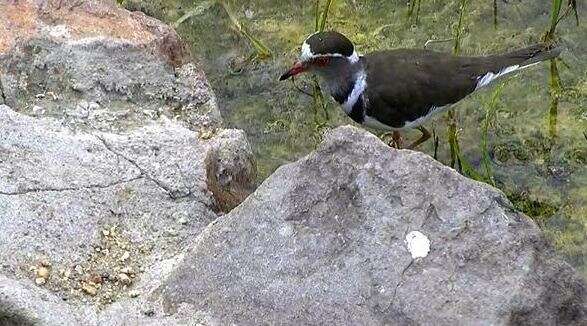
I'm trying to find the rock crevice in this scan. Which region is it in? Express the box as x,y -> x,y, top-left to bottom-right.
94,135 -> 181,199
0,175 -> 144,196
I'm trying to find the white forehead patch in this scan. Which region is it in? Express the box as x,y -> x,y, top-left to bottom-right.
300,38 -> 360,64
300,41 -> 313,62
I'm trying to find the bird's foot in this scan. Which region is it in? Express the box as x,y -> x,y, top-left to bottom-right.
380,132 -> 397,148
406,126 -> 431,149
390,131 -> 403,149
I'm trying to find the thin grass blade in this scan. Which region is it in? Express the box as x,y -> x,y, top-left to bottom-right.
173,1 -> 215,28
317,0 -> 335,32
219,0 -> 272,59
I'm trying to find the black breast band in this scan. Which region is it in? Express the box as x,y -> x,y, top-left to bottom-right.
348,96 -> 364,124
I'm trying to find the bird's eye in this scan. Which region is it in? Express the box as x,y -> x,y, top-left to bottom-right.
314,57 -> 330,66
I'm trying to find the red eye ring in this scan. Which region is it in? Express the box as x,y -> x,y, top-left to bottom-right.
314,57 -> 330,66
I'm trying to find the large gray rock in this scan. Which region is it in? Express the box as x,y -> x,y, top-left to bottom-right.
0,104 -> 254,306
158,126 -> 586,325
0,1 -> 258,324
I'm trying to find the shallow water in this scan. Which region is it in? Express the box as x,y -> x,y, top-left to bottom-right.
126,0 -> 586,277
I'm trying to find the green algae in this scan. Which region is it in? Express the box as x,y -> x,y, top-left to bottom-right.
123,0 -> 587,278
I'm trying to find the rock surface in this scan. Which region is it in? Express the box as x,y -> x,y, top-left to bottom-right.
1,275 -> 94,325
0,103 -> 250,274
0,0 -> 257,324
158,126 -> 586,325
0,0 -> 221,132
1,0 -> 585,325
0,101 -> 255,322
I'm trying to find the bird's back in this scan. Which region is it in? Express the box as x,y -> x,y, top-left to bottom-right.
361,45 -> 558,129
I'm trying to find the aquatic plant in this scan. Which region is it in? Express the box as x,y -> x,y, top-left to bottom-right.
459,0 -> 581,184
543,0 -> 579,43
446,0 -> 508,184
174,1 -> 272,60
432,129 -> 440,160
218,1 -> 272,60
542,0 -> 580,141
446,0 -> 469,170
493,0 -> 498,29
407,0 -> 422,26
316,0 -> 335,32
309,0 -> 337,141
173,1 -> 215,28
549,59 -> 562,139
479,84 -> 505,186
452,0 -> 468,55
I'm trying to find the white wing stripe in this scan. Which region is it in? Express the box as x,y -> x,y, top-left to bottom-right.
475,65 -> 520,90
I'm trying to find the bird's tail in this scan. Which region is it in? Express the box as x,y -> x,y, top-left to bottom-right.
502,44 -> 562,68
475,44 -> 562,89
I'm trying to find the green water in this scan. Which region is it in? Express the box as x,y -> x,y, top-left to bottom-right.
124,0 -> 586,277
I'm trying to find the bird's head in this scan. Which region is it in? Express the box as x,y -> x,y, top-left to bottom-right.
279,31 -> 359,81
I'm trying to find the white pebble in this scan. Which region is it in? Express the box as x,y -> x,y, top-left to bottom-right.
405,231 -> 431,259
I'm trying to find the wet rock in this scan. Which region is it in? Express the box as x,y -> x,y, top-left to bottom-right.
157,126 -> 587,325
206,129 -> 257,212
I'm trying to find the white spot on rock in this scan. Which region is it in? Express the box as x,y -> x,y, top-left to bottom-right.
279,225 -> 293,237
44,25 -> 71,39
405,231 -> 430,259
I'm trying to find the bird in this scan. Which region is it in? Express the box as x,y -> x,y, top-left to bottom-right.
279,31 -> 561,149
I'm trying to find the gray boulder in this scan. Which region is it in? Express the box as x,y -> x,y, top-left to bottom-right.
0,1 -> 257,324
158,126 -> 586,325
0,104 -> 254,307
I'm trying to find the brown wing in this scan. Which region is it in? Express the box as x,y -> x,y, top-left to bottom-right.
363,49 -> 482,128
363,45 -> 554,128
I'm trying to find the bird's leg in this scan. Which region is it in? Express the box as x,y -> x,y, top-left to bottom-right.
380,131 -> 393,145
407,126 -> 431,149
392,131 -> 404,149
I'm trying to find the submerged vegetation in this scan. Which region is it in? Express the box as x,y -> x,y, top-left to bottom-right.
406,0 -> 422,26
447,0 -> 469,170
542,0 -> 580,142
122,0 -> 586,277
310,0 -> 336,141
217,0 -> 272,60
174,0 -> 271,64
